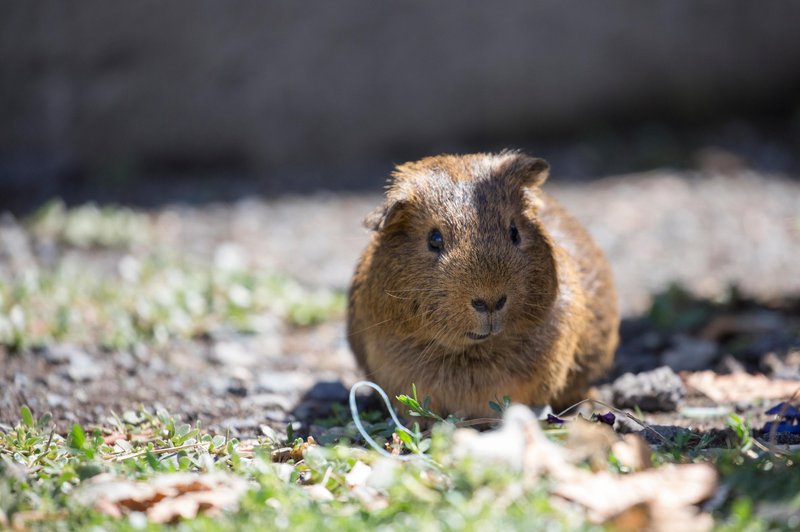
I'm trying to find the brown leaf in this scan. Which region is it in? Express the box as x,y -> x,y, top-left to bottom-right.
270,447 -> 293,462
272,436 -> 317,462
553,463 -> 717,528
564,416 -> 619,471
291,436 -> 317,461
77,472 -> 249,524
611,434 -> 652,472
685,371 -> 800,403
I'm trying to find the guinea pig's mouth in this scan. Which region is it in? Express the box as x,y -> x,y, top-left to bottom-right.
466,331 -> 491,341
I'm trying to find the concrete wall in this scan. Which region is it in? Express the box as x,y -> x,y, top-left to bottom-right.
2,1 -> 800,188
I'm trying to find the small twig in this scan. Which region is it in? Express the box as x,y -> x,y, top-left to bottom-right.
415,417 -> 503,439
755,438 -> 800,457
557,398 -> 669,444
454,418 -> 503,429
105,441 -> 205,462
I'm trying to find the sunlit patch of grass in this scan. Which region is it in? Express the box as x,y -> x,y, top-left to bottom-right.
1,199 -> 346,350
27,199 -> 151,249
0,254 -> 345,350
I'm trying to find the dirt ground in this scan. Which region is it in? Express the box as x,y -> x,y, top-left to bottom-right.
2,169 -> 800,444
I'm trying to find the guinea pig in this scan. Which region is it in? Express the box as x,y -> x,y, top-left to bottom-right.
347,151 -> 619,419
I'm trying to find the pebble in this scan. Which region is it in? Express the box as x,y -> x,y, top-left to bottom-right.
245,393 -> 294,411
611,366 -> 685,411
47,393 -> 66,407
212,341 -> 261,368
64,349 -> 104,382
42,344 -> 76,364
256,371 -> 312,395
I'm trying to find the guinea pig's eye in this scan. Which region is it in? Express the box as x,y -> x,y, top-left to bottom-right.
509,222 -> 521,246
428,229 -> 444,253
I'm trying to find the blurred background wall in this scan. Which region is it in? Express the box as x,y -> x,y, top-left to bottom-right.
2,1 -> 800,209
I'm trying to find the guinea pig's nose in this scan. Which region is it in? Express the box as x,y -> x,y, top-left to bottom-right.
471,295 -> 507,313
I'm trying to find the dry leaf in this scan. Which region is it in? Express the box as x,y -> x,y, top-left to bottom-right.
10,510 -> 68,531
553,463 -> 717,529
565,416 -> 619,471
611,433 -> 652,472
685,371 -> 800,403
455,404 -> 716,530
607,502 -> 651,531
77,472 -> 248,524
270,447 -> 293,462
454,405 -> 566,475
271,436 -> 317,463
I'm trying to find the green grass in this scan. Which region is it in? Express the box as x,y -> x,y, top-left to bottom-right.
0,406 -> 574,530
0,255 -> 344,350
3,404 -> 800,530
28,199 -> 151,249
0,201 -> 345,351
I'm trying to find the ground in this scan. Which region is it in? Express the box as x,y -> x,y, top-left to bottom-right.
1,168 -> 800,528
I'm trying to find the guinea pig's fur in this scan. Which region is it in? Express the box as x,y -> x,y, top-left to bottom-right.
347,152 -> 619,419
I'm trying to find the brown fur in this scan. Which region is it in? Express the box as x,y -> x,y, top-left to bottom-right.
347,152 -> 619,419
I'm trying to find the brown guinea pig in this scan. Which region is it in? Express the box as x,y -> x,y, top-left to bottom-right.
347,151 -> 619,419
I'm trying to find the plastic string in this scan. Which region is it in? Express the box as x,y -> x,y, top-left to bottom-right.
348,380 -> 427,461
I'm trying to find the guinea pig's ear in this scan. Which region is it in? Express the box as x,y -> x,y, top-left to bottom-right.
501,153 -> 550,189
363,195 -> 407,232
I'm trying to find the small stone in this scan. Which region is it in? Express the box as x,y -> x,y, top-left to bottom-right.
47,394 -> 66,407
227,383 -> 248,397
256,371 -> 311,395
13,372 -> 30,388
221,417 -> 262,432
212,341 -> 260,367
611,366 -> 685,412
661,335 -> 717,372
64,349 -> 103,382
43,344 -> 82,364
262,409 -> 291,422
245,393 -> 293,411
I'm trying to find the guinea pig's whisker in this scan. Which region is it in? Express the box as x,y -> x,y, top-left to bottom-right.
416,309 -> 472,370
349,308 -> 432,336
347,318 -> 397,336
412,310 -> 458,369
384,288 -> 443,292
384,292 -> 414,300
414,316 -> 450,362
